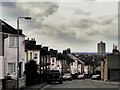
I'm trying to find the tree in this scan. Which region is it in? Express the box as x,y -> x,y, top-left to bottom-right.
25,60 -> 38,86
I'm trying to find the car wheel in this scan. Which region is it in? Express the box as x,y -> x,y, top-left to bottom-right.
59,80 -> 63,84
69,78 -> 72,81
47,81 -> 51,84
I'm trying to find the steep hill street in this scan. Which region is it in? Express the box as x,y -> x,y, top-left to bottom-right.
41,79 -> 119,90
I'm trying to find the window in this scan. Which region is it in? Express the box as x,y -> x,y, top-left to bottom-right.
8,63 -> 15,74
26,52 -> 28,62
41,56 -> 43,63
52,59 -> 54,63
34,53 -> 38,59
30,52 -> 32,60
57,65 -> 59,67
71,62 -> 73,66
9,36 -> 17,47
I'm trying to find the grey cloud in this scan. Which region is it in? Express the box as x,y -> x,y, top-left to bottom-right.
32,24 -> 91,45
45,2 -> 59,15
32,15 -> 116,45
16,2 -> 59,19
100,18 -> 114,25
2,2 -> 16,8
71,15 -> 115,31
102,23 -> 118,41
2,2 -> 27,19
56,30 -> 91,44
97,15 -> 115,26
15,2 -> 115,41
2,1 -> 118,52
13,2 -> 59,31
72,18 -> 97,29
78,19 -> 97,29
102,31 -> 118,41
86,30 -> 101,36
75,9 -> 91,15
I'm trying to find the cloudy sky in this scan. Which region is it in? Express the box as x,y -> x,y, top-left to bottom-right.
1,0 -> 119,52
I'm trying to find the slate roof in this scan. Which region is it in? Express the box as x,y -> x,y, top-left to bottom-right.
67,54 -> 84,64
40,48 -> 50,55
25,40 -> 40,50
49,50 -> 58,57
57,53 -> 65,60
57,53 -> 74,62
0,19 -> 24,35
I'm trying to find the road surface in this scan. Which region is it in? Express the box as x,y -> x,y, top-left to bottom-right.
41,79 -> 119,90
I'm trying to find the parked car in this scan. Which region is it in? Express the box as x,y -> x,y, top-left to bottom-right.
7,73 -> 17,80
84,74 -> 91,78
91,74 -> 101,80
78,74 -> 85,79
47,70 -> 63,84
63,73 -> 72,81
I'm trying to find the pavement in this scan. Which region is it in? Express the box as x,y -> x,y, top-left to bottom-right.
0,80 -> 46,90
91,79 -> 119,85
21,82 -> 47,90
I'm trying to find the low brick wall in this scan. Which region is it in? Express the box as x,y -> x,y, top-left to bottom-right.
5,80 -> 16,89
2,77 -> 25,89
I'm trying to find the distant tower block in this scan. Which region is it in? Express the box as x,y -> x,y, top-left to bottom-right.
112,44 -> 119,54
97,41 -> 106,56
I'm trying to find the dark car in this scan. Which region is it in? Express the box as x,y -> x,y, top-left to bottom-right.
47,70 -> 63,84
84,74 -> 92,78
63,73 -> 72,81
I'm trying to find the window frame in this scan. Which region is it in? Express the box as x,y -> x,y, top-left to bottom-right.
26,52 -> 28,62
8,62 -> 16,74
9,35 -> 17,48
34,53 -> 38,59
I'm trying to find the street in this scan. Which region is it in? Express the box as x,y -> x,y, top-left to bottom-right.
41,79 -> 119,90
0,81 -> 1,90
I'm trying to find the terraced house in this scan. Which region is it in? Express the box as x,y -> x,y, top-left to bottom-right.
101,45 -> 120,81
0,19 -> 25,79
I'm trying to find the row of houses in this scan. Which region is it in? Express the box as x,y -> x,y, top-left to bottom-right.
74,46 -> 120,81
0,19 -> 85,85
0,19 -> 119,88
25,39 -> 85,76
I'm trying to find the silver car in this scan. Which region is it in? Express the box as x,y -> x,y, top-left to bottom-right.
63,73 -> 72,81
91,74 -> 101,80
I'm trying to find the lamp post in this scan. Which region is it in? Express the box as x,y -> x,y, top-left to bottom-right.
17,17 -> 31,90
92,56 -> 95,74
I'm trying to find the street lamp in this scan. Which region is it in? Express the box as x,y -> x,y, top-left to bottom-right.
17,16 -> 31,90
92,58 -> 95,74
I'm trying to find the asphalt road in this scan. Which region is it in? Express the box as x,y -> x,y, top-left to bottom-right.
41,79 -> 119,90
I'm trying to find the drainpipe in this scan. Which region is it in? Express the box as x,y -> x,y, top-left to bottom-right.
45,55 -> 47,81
39,49 -> 41,83
3,34 -> 8,77
2,34 -> 5,77
77,60 -> 78,74
61,60 -> 63,74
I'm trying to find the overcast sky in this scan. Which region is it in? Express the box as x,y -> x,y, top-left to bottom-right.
1,0 -> 119,52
